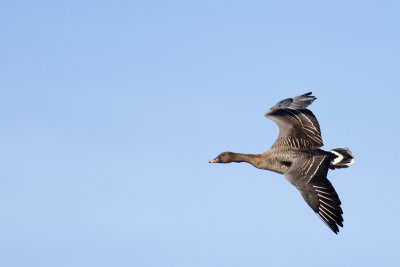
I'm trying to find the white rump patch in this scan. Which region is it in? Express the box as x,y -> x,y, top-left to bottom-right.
330,150 -> 344,165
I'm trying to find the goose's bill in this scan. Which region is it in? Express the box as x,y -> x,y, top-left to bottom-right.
209,157 -> 220,163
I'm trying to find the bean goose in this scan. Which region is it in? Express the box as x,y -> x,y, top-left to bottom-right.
209,92 -> 354,234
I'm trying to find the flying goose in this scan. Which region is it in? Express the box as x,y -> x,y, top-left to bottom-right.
209,92 -> 354,234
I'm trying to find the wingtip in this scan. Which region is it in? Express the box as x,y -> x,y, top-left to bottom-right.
316,211 -> 342,235
330,225 -> 340,235
301,92 -> 316,100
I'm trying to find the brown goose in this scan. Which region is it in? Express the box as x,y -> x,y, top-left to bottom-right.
209,92 -> 354,234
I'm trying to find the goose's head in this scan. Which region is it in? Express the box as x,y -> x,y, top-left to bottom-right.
209,152 -> 233,163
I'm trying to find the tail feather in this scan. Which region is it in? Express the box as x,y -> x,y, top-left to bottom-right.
329,147 -> 354,170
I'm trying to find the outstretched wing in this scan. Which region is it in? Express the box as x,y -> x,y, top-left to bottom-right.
299,180 -> 343,234
284,155 -> 344,234
265,92 -> 323,148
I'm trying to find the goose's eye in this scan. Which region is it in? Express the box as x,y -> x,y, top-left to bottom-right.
221,153 -> 225,157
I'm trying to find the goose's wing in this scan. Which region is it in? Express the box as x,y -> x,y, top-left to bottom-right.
265,92 -> 323,148
284,155 -> 344,234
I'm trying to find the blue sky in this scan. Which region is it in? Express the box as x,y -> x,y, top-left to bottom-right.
1,0 -> 399,266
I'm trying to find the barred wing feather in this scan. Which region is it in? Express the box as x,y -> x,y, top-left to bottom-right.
265,92 -> 323,148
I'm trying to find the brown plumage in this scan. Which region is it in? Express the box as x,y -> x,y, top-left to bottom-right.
209,92 -> 354,234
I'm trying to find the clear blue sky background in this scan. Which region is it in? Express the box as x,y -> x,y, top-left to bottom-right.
1,0 -> 399,266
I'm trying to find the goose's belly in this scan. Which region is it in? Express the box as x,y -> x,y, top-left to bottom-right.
261,149 -> 311,174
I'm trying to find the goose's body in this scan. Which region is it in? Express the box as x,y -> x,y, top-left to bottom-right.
209,93 -> 354,234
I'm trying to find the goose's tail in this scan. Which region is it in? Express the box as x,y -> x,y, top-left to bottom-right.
329,147 -> 354,170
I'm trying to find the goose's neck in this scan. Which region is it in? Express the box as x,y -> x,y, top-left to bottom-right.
230,153 -> 264,168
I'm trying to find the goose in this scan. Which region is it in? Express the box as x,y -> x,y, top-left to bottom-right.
209,92 -> 354,234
